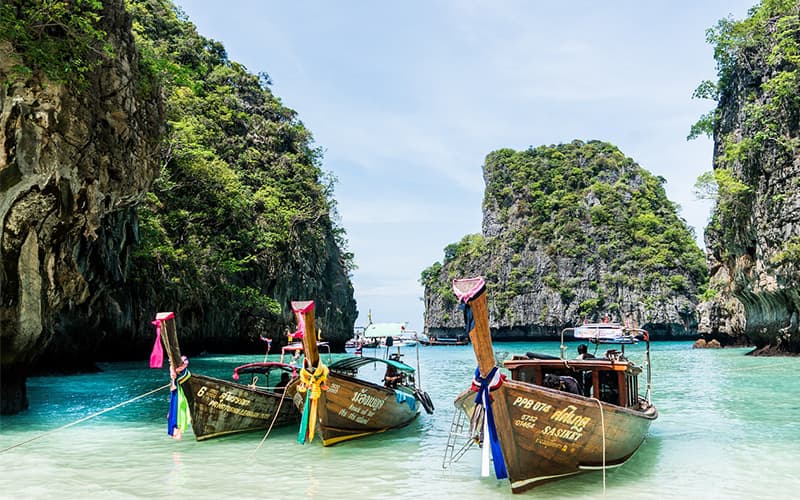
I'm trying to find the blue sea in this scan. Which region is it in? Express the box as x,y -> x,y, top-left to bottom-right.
1,341 -> 798,499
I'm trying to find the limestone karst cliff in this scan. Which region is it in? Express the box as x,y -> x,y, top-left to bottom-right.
422,141 -> 707,340
1,0 -> 356,415
119,0 -> 356,356
695,0 -> 800,354
1,0 -> 164,413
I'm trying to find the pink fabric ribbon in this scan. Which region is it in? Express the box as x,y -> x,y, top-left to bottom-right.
150,319 -> 164,368
291,301 -> 315,338
453,277 -> 486,303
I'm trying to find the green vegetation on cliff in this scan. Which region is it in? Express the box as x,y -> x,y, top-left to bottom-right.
0,0 -> 112,87
690,0 -> 800,351
423,140 -> 707,325
126,0 -> 355,335
692,0 -> 800,259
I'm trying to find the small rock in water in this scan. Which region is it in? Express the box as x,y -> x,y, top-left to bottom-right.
693,338 -> 722,349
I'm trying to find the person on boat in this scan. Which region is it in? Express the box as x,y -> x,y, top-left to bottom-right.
291,349 -> 302,366
543,373 -> 580,395
383,365 -> 401,388
384,354 -> 404,389
576,344 -> 595,359
275,372 -> 291,393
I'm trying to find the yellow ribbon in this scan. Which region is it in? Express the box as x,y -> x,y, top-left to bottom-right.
297,362 -> 329,442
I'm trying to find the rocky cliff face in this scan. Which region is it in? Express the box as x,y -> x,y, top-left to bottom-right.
698,5 -> 800,354
2,0 -> 357,417
423,141 -> 707,340
0,0 -> 164,413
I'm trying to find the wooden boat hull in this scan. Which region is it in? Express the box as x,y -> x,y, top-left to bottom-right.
292,372 -> 419,446
455,379 -> 657,493
180,372 -> 298,441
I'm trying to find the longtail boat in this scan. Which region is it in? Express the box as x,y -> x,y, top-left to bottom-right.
288,301 -> 434,446
450,278 -> 657,493
152,312 -> 299,441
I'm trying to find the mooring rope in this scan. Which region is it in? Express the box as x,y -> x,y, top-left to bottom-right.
0,383 -> 170,454
589,396 -> 607,496
253,386 -> 290,454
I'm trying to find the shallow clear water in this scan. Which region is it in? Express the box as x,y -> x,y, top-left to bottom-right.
1,342 -> 798,499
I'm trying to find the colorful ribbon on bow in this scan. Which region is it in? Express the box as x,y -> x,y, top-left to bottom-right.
296,362 -> 329,444
150,319 -> 164,368
460,302 -> 475,335
167,368 -> 191,439
473,366 -> 508,479
454,276 -> 484,338
289,301 -> 314,341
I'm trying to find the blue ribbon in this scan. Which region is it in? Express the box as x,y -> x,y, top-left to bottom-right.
167,370 -> 191,437
474,366 -> 508,479
460,302 -> 475,334
167,386 -> 178,435
395,391 -> 417,411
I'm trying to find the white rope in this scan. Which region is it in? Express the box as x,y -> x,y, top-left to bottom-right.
590,397 -> 607,496
253,386 -> 291,454
0,383 -> 170,454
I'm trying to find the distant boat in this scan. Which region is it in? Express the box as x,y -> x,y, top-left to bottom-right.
574,321 -> 639,344
425,335 -> 470,346
287,301 -> 434,446
448,278 -> 657,493
414,331 -> 430,344
346,337 -> 380,349
383,331 -> 419,347
363,322 -> 418,347
153,312 -> 299,441
346,326 -> 373,348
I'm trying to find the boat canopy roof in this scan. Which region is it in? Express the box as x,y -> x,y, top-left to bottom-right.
329,355 -> 415,373
572,323 -> 643,344
232,362 -> 296,380
363,323 -> 407,338
504,357 -> 642,375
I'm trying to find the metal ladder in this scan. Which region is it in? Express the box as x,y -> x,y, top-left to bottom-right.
442,407 -> 476,469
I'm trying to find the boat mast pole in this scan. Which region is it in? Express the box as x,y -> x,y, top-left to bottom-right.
455,277 -> 509,481
415,330 -> 422,389
292,301 -> 319,368
453,278 -> 496,376
644,331 -> 652,404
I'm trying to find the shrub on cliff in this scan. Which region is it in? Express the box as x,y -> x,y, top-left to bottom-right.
0,0 -> 112,87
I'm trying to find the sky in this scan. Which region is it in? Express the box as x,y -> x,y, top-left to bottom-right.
176,0 -> 756,331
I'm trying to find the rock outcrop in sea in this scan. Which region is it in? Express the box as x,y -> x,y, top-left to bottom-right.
422,141 -> 707,340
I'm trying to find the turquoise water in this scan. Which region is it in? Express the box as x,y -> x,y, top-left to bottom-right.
1,342 -> 798,499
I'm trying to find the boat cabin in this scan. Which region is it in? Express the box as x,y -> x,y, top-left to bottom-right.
504,352 -> 644,409
327,355 -> 417,389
